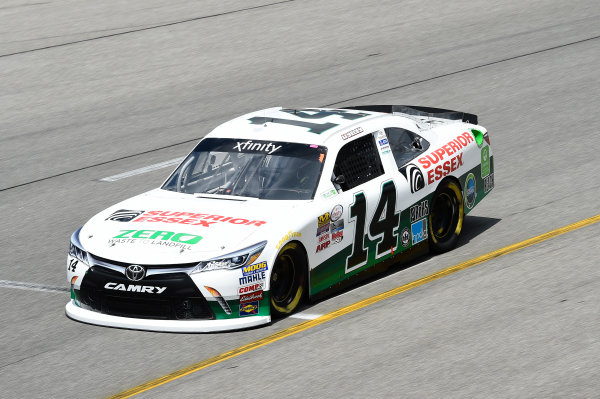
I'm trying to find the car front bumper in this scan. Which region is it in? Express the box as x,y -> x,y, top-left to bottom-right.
65,300 -> 270,332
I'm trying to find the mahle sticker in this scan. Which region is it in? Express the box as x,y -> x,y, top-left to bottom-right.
481,146 -> 490,178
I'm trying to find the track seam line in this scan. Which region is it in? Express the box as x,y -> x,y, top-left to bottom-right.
99,157 -> 185,182
0,139 -> 198,192
0,280 -> 68,293
324,34 -> 600,106
0,0 -> 296,59
107,213 -> 600,399
3,34 -> 598,192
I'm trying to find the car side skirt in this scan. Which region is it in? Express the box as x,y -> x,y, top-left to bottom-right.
309,241 -> 429,302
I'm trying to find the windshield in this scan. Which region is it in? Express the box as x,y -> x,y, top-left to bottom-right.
162,138 -> 327,200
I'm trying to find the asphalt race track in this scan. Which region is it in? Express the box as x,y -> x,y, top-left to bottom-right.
1,1 -> 599,398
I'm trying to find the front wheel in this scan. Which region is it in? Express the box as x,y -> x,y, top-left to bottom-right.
270,242 -> 306,317
429,179 -> 464,253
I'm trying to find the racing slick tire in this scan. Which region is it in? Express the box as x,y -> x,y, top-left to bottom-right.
270,242 -> 307,317
428,179 -> 464,253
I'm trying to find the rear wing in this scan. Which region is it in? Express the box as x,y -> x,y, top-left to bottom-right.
343,105 -> 478,125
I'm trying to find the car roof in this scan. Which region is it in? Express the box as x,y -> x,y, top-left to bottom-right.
204,106 -> 477,151
206,107 -> 389,146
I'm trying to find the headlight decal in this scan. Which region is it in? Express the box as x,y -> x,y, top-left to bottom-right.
69,228 -> 90,264
191,241 -> 267,274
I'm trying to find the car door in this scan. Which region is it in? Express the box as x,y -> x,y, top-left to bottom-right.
382,126 -> 434,249
310,130 -> 410,295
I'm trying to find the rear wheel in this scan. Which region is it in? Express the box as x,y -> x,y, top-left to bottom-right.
270,242 -> 306,317
429,179 -> 464,253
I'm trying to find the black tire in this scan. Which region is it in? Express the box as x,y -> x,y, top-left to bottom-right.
270,242 -> 306,317
428,179 -> 464,253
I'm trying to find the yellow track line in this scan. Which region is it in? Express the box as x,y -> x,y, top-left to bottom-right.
109,214 -> 600,399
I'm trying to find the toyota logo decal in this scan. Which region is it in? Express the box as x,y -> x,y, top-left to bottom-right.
125,265 -> 146,281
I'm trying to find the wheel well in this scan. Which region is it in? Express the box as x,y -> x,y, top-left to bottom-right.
283,239 -> 309,290
438,175 -> 461,193
286,240 -> 309,269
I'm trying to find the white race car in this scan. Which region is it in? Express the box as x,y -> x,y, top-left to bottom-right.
66,105 -> 494,332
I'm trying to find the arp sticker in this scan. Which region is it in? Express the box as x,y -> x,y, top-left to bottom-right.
239,301 -> 259,316
411,219 -> 428,245
481,146 -> 490,178
465,173 -> 476,209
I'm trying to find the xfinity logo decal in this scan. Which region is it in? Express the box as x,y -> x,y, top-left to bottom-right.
234,140 -> 281,154
104,282 -> 166,294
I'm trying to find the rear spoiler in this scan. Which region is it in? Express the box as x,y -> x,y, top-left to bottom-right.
342,105 -> 478,125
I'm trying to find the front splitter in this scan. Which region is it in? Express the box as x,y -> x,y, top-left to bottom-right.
65,301 -> 270,333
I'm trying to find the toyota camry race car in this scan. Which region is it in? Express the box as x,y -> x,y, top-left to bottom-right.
66,105 -> 494,332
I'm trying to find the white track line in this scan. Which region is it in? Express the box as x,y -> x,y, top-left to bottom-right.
100,157 -> 184,182
289,313 -> 322,320
0,280 -> 68,293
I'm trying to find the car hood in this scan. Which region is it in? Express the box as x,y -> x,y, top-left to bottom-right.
80,189 -> 302,264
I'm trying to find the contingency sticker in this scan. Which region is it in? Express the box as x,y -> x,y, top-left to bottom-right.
330,205 -> 344,245
484,173 -> 494,193
464,173 -> 476,209
239,301 -> 259,317
481,146 -> 490,178
239,262 -> 268,285
411,219 -> 428,245
316,212 -> 331,252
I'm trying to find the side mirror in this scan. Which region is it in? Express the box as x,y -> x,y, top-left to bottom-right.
332,174 -> 345,185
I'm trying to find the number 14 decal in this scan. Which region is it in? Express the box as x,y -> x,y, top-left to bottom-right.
347,180 -> 400,273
